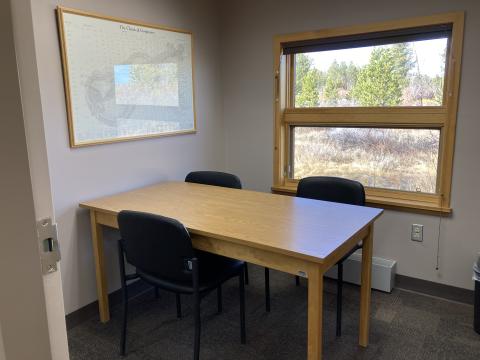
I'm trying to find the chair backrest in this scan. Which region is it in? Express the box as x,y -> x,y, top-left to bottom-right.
118,210 -> 194,282
297,176 -> 365,206
185,171 -> 242,189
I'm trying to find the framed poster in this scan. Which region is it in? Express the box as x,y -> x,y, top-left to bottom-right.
56,7 -> 196,147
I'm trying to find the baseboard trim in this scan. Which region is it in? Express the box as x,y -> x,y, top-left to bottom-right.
65,280 -> 152,330
396,274 -> 474,305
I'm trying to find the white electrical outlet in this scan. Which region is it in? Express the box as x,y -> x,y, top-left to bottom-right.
411,224 -> 424,242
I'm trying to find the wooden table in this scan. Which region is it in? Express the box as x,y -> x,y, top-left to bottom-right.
80,182 -> 383,359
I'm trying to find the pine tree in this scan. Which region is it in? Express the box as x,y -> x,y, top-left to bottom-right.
352,44 -> 413,106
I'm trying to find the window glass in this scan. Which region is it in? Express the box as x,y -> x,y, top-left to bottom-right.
294,38 -> 448,107
292,126 -> 440,193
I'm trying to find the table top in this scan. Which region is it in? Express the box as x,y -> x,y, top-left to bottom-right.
80,182 -> 383,263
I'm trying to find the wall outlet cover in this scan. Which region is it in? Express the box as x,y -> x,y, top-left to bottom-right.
411,224 -> 424,242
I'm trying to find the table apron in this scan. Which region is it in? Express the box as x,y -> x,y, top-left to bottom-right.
94,210 -> 312,277
192,235 -> 312,277
93,209 -> 370,277
322,225 -> 371,269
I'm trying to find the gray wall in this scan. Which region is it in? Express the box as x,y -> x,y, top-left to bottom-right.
220,0 -> 480,290
30,0 -> 225,314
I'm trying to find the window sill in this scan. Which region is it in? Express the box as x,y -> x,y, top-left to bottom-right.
271,184 -> 452,215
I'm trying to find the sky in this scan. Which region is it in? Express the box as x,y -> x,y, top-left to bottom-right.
114,64 -> 132,84
308,38 -> 447,77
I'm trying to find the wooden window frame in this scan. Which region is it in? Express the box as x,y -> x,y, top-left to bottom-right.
272,12 -> 464,214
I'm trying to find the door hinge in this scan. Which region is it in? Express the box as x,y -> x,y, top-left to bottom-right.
37,218 -> 61,274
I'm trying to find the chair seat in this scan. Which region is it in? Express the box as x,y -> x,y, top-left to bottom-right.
137,251 -> 244,294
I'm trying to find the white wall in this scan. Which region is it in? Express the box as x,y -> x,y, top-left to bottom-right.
0,0 -> 53,357
30,0 -> 225,314
28,0 -> 480,317
11,0 -> 70,357
220,0 -> 480,290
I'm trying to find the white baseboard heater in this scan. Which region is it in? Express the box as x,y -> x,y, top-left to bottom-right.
325,251 -> 397,293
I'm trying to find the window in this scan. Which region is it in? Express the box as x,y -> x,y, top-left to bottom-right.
273,13 -> 464,213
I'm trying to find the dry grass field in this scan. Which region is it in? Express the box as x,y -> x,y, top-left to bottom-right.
293,127 -> 439,194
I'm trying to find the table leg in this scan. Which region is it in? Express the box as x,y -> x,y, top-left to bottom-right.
359,224 -> 374,347
89,210 -> 110,322
307,263 -> 324,360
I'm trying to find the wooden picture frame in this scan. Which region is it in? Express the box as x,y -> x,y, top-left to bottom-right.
56,6 -> 197,147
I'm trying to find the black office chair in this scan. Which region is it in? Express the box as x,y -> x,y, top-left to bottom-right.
117,210 -> 246,359
185,171 -> 242,189
264,176 -> 365,336
185,171 -> 250,285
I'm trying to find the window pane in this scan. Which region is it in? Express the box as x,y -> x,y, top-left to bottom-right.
292,127 -> 440,193
294,38 -> 448,107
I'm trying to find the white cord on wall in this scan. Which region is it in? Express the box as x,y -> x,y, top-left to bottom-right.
435,213 -> 443,271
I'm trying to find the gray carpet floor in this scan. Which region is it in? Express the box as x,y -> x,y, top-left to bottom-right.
68,265 -> 480,359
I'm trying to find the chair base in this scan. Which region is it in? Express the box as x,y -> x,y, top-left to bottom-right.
264,242 -> 362,338
118,241 -> 246,358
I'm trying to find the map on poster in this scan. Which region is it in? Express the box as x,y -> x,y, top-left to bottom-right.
58,9 -> 195,146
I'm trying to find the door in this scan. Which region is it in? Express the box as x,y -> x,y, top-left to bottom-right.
0,0 -> 69,359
